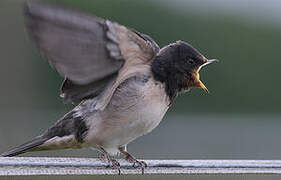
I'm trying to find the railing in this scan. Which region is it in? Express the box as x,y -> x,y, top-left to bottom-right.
1,157 -> 281,175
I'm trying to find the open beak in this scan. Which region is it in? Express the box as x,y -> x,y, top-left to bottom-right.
192,71 -> 209,93
192,59 -> 218,93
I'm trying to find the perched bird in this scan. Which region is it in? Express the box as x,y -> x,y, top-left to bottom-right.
2,2 -> 217,173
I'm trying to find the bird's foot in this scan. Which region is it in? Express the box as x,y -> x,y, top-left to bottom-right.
125,154 -> 147,174
106,157 -> 121,173
98,153 -> 107,162
119,146 -> 147,174
98,146 -> 121,175
105,155 -> 121,175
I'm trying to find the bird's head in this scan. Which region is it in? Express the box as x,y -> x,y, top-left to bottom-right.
152,40 -> 217,101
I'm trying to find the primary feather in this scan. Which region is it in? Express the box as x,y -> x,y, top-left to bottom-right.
24,2 -> 158,105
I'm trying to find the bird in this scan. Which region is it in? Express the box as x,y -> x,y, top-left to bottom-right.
1,2 -> 217,174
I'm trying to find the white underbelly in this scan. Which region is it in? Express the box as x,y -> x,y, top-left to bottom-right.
96,99 -> 167,152
121,101 -> 168,143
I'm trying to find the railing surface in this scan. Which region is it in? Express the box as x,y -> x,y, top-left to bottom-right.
1,157 -> 281,175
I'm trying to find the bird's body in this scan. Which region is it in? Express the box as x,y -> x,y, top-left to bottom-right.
85,74 -> 169,155
2,2 -> 217,173
49,73 -> 169,155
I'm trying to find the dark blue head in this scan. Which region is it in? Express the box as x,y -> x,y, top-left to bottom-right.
152,41 -> 217,101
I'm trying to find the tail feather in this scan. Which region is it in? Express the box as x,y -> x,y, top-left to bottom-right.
1,136 -> 48,157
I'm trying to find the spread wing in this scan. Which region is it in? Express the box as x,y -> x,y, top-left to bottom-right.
24,2 -> 159,106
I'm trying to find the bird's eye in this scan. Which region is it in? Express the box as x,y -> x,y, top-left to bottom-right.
187,59 -> 195,65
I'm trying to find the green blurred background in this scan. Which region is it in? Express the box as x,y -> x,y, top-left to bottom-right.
1,0 -> 281,179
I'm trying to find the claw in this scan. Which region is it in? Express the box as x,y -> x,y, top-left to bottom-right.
134,160 -> 147,175
98,146 -> 122,175
110,159 -> 121,175
102,156 -> 121,174
119,146 -> 147,174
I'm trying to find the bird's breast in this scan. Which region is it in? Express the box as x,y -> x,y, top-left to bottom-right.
109,76 -> 170,138
134,83 -> 169,135
85,75 -> 170,150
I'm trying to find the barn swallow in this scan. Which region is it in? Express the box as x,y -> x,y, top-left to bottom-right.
1,2 -> 217,174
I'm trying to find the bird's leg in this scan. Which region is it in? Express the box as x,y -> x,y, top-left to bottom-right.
118,146 -> 147,174
97,145 -> 121,175
98,152 -> 107,162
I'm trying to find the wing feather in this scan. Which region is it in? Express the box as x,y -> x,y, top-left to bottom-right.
24,2 -> 159,107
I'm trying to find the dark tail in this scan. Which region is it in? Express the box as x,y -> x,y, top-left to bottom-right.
1,136 -> 48,157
